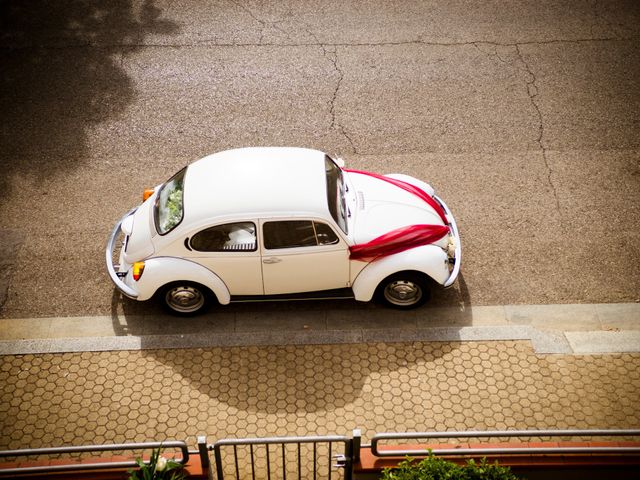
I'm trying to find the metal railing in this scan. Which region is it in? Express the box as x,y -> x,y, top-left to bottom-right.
212,435 -> 353,480
0,440 -> 195,477
2,430 -> 640,478
369,429 -> 640,457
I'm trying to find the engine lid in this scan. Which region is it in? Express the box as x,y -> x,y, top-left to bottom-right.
122,203 -> 155,263
347,171 -> 447,246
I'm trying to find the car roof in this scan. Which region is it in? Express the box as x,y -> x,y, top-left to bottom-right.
182,147 -> 330,227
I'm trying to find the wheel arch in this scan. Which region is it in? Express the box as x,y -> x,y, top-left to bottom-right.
374,270 -> 432,309
351,245 -> 449,302
134,257 -> 231,304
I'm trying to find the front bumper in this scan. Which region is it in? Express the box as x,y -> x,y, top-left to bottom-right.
433,194 -> 462,288
105,207 -> 139,299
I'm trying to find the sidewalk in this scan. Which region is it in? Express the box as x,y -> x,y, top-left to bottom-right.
1,303 -> 639,355
1,341 -> 638,451
1,304 -> 639,452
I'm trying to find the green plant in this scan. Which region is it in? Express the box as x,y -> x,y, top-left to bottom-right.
381,454 -> 520,480
127,447 -> 187,480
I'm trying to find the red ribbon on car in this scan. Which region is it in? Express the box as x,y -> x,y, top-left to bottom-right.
349,224 -> 450,262
345,169 -> 450,262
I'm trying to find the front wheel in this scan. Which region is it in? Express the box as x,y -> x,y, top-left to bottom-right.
160,282 -> 212,316
375,272 -> 430,309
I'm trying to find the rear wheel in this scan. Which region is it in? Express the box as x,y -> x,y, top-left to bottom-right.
160,282 -> 212,316
376,272 -> 430,309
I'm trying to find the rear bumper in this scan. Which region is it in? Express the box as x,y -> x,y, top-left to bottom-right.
105,207 -> 139,299
434,195 -> 462,288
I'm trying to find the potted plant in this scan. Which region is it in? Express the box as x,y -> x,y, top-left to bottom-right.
128,447 -> 187,480
381,454 -> 520,480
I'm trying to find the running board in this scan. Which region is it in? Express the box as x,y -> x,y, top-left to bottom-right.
231,288 -> 355,303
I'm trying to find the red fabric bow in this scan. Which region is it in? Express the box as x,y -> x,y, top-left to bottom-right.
349,224 -> 450,262
345,169 -> 450,262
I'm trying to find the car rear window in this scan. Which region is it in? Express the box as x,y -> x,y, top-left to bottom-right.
154,167 -> 186,235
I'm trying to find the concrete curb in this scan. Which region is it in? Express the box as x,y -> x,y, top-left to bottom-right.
0,324 -> 592,356
0,303 -> 637,355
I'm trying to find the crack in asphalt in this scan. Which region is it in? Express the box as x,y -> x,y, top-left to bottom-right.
118,49 -> 127,69
515,45 -> 561,214
4,34 -> 632,169
2,35 -> 636,50
472,42 -> 511,65
470,41 -> 563,213
0,229 -> 24,314
590,0 -> 600,38
321,45 -> 340,131
231,1 -> 292,45
0,282 -> 7,311
320,45 -> 358,154
300,26 -> 353,153
591,0 -> 618,39
301,25 -> 358,154
232,1 -> 266,44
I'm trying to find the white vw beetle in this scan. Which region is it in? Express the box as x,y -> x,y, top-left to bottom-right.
107,147 -> 461,316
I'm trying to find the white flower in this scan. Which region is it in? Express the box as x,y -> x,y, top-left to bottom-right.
156,456 -> 168,472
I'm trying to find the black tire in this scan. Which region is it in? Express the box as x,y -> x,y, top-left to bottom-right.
375,272 -> 431,309
159,281 -> 213,316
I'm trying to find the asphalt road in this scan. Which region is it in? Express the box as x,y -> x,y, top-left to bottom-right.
1,0 -> 639,319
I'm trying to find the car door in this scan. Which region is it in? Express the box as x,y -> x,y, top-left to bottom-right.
187,221 -> 264,295
260,219 -> 350,295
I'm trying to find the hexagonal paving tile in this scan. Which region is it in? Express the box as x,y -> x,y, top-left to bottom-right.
0,341 -> 638,460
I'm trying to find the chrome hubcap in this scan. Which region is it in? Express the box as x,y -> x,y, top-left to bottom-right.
384,280 -> 422,306
166,285 -> 204,313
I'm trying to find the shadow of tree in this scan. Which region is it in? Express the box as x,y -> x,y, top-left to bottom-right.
0,0 -> 178,199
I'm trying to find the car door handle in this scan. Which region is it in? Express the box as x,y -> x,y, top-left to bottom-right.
262,257 -> 282,264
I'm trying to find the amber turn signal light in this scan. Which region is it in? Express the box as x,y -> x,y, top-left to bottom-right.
142,188 -> 155,201
132,262 -> 145,281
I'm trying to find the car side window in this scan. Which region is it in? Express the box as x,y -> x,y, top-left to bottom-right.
314,221 -> 339,245
191,222 -> 257,252
263,221 -> 339,249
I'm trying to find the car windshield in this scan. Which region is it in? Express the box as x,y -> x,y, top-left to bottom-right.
325,155 -> 348,234
154,167 -> 186,235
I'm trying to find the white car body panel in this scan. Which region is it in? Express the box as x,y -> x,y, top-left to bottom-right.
123,202 -> 155,263
351,244 -> 450,302
183,147 -> 329,226
261,244 -> 350,294
124,256 -> 231,304
188,253 -> 263,296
